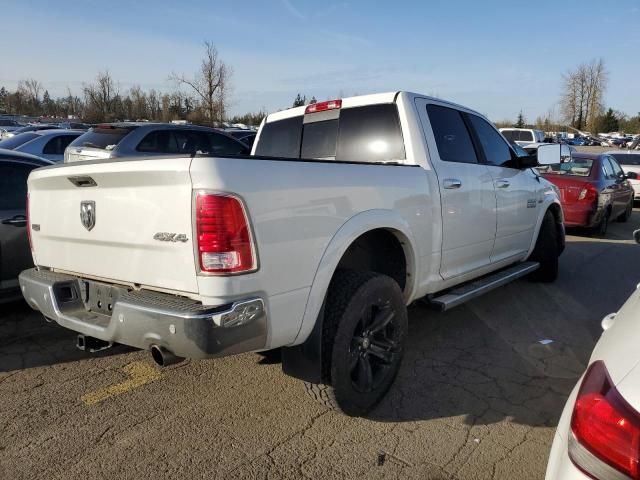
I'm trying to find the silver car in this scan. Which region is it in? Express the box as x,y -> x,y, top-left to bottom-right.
64,122 -> 250,163
0,129 -> 84,162
0,150 -> 53,302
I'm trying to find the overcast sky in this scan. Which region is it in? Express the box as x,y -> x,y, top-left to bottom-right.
2,0 -> 639,121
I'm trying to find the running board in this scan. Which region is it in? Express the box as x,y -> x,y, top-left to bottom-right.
429,262 -> 539,311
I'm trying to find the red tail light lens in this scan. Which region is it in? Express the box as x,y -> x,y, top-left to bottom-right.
305,99 -> 342,114
570,361 -> 640,479
578,184 -> 598,202
195,193 -> 256,274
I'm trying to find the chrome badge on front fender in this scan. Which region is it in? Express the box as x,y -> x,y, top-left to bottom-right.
153,232 -> 189,242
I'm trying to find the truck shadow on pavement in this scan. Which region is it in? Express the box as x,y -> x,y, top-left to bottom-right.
0,301 -> 133,373
370,234 -> 640,428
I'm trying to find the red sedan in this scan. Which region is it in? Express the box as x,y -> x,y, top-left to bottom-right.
538,153 -> 635,235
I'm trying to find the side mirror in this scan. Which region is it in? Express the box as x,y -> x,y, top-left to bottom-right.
634,229 -> 640,244
537,144 -> 565,165
626,171 -> 638,180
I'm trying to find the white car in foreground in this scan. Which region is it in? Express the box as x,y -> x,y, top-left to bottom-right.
546,236 -> 640,480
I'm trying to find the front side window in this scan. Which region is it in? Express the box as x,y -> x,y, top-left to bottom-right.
468,114 -> 513,168
426,104 -> 478,164
43,135 -> 78,155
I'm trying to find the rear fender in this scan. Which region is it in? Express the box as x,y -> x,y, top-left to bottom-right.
282,209 -> 418,383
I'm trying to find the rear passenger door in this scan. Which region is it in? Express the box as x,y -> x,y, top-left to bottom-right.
607,156 -> 633,215
466,114 -> 540,263
417,100 -> 497,279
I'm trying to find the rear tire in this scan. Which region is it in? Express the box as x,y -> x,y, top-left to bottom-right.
303,270 -> 407,416
592,209 -> 610,237
617,200 -> 633,223
528,211 -> 559,282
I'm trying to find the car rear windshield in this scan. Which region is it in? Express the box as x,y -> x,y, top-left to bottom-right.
254,104 -> 405,163
0,132 -> 39,149
0,119 -> 18,126
609,153 -> 640,166
501,130 -> 534,142
538,157 -> 594,176
69,126 -> 138,150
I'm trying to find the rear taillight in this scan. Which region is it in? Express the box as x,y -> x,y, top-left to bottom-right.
570,361 -> 640,479
195,193 -> 256,274
305,99 -> 342,114
578,184 -> 598,202
26,193 -> 33,252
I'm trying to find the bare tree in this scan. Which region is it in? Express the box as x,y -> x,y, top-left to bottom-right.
561,59 -> 607,132
83,70 -> 119,121
169,41 -> 231,125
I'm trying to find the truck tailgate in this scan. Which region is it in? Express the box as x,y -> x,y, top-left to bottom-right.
28,157 -> 198,293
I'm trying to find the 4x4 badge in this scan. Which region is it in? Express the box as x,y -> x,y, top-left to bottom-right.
80,201 -> 96,231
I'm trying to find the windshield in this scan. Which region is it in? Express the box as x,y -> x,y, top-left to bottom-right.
0,132 -> 39,149
537,157 -> 594,176
609,153 -> 640,166
69,126 -> 138,150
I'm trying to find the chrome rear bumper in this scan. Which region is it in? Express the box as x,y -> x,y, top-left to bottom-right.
19,268 -> 267,359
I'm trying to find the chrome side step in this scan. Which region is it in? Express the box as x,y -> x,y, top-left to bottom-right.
429,261 -> 539,311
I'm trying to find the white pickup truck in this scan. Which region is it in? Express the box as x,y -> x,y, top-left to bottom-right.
20,92 -> 565,416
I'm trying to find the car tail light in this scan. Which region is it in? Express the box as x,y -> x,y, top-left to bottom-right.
570,361 -> 640,479
305,99 -> 342,114
578,184 -> 598,202
195,192 -> 256,274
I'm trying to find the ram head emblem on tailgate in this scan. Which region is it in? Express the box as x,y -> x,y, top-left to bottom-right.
80,201 -> 96,231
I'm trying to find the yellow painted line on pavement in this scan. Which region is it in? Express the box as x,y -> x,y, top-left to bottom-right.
81,361 -> 163,406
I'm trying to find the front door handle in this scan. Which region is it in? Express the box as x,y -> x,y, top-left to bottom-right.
443,179 -> 462,189
495,179 -> 510,189
1,215 -> 27,227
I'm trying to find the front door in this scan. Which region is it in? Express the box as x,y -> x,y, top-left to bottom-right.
418,100 -> 497,279
465,114 -> 540,262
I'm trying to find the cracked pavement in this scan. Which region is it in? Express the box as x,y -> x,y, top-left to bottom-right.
1,210 -> 639,480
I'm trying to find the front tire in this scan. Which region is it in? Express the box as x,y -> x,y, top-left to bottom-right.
304,271 -> 407,416
528,210 -> 559,282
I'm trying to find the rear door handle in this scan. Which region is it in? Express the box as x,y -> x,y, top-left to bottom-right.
495,179 -> 510,189
1,215 -> 27,227
443,179 -> 462,189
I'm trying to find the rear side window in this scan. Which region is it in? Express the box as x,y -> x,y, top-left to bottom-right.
468,115 -> 513,167
426,104 -> 478,164
255,116 -> 303,158
501,130 -> 516,142
608,157 -> 625,178
206,132 -> 248,155
70,126 -> 137,150
0,163 -> 34,210
520,131 -> 534,142
336,104 -> 405,162
43,135 -> 79,155
137,130 -> 179,153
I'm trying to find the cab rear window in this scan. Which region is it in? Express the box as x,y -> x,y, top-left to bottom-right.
69,126 -> 138,150
255,104 -> 405,163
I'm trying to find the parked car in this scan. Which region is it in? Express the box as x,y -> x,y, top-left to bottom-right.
546,232 -> 640,480
499,127 -> 546,145
0,150 -> 53,302
0,129 -> 84,162
20,92 -> 565,416
64,122 -> 250,163
2,124 -> 60,139
0,119 -> 24,139
224,129 -> 257,148
537,153 -> 635,235
607,150 -> 640,202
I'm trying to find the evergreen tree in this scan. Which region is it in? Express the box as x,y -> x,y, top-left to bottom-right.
292,93 -> 306,107
309,96 -> 317,104
598,108 -> 619,133
0,86 -> 7,112
515,110 -> 526,128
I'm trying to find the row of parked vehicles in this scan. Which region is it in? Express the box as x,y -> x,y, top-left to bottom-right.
2,92 -> 640,480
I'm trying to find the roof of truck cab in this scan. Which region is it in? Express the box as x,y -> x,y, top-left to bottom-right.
264,91 -> 484,123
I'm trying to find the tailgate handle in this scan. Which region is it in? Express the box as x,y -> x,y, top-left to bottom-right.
68,176 -> 98,187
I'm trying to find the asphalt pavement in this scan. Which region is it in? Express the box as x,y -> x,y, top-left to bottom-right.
2,209 -> 639,480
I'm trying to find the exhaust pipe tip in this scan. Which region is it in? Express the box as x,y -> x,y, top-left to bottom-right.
150,345 -> 184,367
